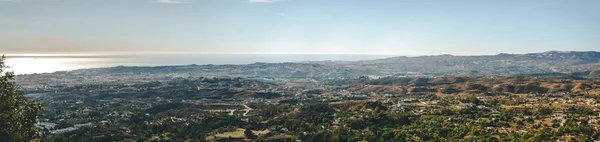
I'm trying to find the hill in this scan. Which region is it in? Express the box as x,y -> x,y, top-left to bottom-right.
316,51 -> 600,76
15,51 -> 600,87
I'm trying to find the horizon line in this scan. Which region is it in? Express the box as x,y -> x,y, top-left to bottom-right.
2,51 -> 413,57
3,50 -> 598,57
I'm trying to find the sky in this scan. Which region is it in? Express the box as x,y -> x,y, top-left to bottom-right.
1,0 -> 599,55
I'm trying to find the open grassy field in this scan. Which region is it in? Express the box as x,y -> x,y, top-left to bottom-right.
208,128 -> 272,141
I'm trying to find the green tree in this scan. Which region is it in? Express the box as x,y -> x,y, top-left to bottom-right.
533,107 -> 553,116
244,128 -> 257,140
0,55 -> 44,141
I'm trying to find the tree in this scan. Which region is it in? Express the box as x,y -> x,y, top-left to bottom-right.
0,55 -> 44,141
533,107 -> 553,116
244,128 -> 257,140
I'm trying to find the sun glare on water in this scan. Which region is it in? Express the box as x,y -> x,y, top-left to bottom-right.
4,57 -> 111,75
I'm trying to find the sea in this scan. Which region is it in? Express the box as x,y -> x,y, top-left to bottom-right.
4,54 -> 398,75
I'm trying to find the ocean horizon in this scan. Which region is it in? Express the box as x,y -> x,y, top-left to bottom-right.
4,54 -> 401,75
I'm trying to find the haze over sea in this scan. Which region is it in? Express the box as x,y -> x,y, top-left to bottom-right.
5,54 -> 397,75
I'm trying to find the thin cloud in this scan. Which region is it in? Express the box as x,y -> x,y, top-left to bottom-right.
157,0 -> 188,4
248,0 -> 283,3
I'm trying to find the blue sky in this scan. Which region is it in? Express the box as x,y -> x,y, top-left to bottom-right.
1,0 -> 598,55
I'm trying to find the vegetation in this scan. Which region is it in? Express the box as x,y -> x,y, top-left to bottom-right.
7,51 -> 600,141
0,56 -> 44,141
17,74 -> 599,141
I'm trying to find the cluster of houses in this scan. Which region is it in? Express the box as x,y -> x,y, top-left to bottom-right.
49,122 -> 94,134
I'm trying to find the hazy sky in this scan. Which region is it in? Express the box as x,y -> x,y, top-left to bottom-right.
1,0 -> 598,55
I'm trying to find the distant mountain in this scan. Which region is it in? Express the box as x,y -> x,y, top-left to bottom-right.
16,51 -> 600,87
320,51 -> 600,76
591,69 -> 600,78
89,51 -> 600,77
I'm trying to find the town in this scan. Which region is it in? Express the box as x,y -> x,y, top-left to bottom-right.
19,73 -> 600,141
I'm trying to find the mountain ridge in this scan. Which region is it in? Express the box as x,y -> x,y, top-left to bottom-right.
15,51 -> 600,87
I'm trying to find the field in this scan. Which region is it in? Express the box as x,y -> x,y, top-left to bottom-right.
208,128 -> 271,141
